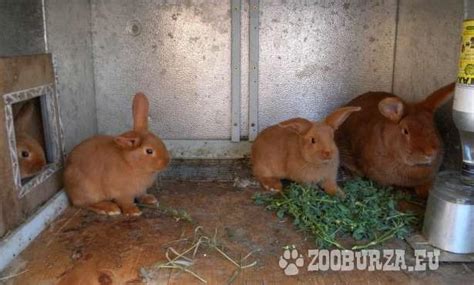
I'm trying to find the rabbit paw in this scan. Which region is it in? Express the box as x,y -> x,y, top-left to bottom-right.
259,177 -> 283,192
138,194 -> 159,206
122,205 -> 142,217
264,185 -> 281,192
88,201 -> 122,216
321,180 -> 345,198
335,188 -> 346,199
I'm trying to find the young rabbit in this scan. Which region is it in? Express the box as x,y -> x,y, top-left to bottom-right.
335,82 -> 455,198
64,92 -> 170,216
251,107 -> 361,196
13,101 -> 47,179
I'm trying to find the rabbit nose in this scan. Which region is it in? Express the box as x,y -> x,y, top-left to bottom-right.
320,150 -> 332,160
421,150 -> 437,164
424,147 -> 437,158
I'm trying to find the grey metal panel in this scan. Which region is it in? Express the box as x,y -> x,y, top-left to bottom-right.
164,140 -> 251,159
45,0 -> 97,153
92,0 -> 233,140
248,0 -> 259,141
160,159 -> 252,182
393,0 -> 463,101
392,0 -> 464,170
258,0 -> 397,130
231,0 -> 242,142
240,0 -> 250,139
0,0 -> 46,57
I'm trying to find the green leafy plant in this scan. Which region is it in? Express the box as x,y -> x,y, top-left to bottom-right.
253,178 -> 420,250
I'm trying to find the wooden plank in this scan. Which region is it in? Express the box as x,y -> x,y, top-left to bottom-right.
0,54 -> 54,94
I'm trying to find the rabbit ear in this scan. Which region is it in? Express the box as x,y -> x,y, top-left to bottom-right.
14,101 -> 35,132
378,97 -> 404,123
114,132 -> 141,149
419,82 -> 455,112
133,92 -> 149,132
325,106 -> 361,130
278,118 -> 313,135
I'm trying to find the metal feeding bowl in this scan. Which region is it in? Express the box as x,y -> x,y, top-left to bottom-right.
423,171 -> 474,254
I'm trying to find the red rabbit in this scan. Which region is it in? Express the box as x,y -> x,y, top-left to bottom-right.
335,82 -> 455,198
13,101 -> 47,179
252,107 -> 361,197
64,92 -> 170,216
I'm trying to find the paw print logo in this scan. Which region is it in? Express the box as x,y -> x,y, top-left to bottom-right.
279,247 -> 304,276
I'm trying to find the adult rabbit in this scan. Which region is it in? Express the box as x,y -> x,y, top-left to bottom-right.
335,83 -> 455,198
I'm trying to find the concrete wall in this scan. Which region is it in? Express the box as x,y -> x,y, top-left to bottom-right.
45,0 -> 98,152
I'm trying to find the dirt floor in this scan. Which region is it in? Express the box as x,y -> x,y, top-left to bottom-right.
1,181 -> 474,285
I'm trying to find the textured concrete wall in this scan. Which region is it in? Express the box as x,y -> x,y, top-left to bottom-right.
92,0 -> 234,140
258,0 -> 397,129
393,0 -> 462,100
45,0 -> 98,152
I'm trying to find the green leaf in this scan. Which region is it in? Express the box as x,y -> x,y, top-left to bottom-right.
276,209 -> 286,219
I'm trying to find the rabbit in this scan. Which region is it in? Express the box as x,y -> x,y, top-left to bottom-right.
13,101 -> 47,179
64,92 -> 170,216
335,82 -> 455,198
251,106 -> 361,197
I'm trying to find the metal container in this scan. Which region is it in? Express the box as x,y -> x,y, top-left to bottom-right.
422,18 -> 474,254
423,171 -> 474,254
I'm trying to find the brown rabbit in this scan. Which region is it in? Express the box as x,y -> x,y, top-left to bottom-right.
13,101 -> 47,179
64,92 -> 170,216
251,107 -> 361,196
335,82 -> 455,198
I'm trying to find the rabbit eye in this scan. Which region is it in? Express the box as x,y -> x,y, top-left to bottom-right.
402,128 -> 409,135
145,148 -> 154,155
21,151 -> 30,158
311,138 -> 316,144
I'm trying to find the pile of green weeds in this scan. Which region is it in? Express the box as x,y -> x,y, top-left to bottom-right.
253,178 -> 420,250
